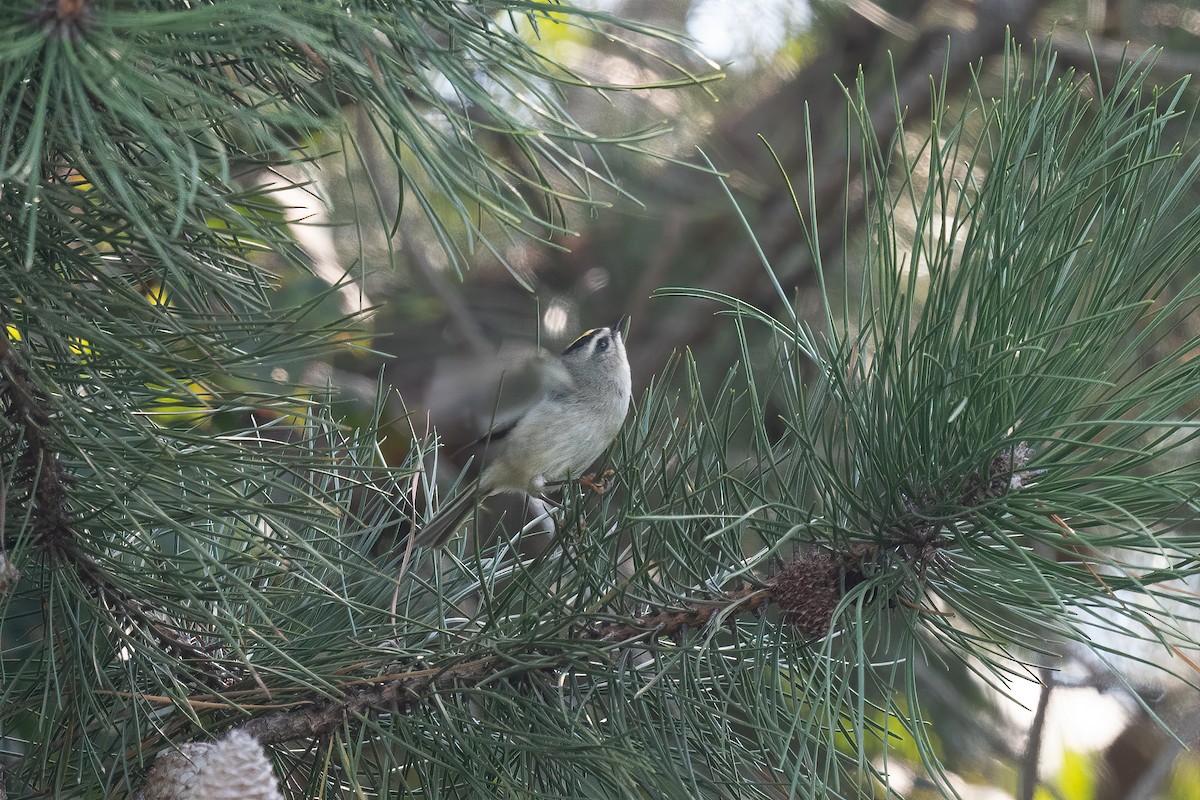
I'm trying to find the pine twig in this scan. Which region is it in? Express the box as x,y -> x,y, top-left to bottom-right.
0,335 -> 232,688
233,581 -> 814,745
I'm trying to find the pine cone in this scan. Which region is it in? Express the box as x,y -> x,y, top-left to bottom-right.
193,731 -> 284,800
138,743 -> 210,800
773,551 -> 841,638
138,732 -> 282,800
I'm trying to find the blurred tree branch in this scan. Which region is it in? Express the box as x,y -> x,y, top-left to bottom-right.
1042,28 -> 1200,84
1018,669 -> 1054,800
622,0 -> 1047,385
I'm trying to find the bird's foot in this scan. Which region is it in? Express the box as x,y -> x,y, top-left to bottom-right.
579,469 -> 616,494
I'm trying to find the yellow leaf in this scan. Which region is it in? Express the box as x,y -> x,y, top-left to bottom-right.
143,282 -> 173,307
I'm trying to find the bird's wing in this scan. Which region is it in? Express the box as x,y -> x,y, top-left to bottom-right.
451,416 -> 520,457
452,350 -> 574,456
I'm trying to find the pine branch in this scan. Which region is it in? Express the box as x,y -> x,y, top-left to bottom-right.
0,334 -> 71,556
237,608 -> 802,746
231,551 -> 875,745
0,333 -> 232,688
79,553 -> 237,690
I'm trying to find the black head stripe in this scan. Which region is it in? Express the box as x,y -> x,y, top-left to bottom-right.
563,328 -> 600,355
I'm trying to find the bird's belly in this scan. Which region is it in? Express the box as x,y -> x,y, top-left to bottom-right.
484,402 -> 619,493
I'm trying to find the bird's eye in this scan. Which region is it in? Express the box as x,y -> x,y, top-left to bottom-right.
595,337 -> 609,352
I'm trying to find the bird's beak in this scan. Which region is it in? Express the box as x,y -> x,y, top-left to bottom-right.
612,315 -> 629,337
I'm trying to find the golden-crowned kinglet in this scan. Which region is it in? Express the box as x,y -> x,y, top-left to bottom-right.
413,317 -> 632,548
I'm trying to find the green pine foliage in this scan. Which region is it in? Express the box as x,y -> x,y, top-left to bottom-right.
3,2 -> 1200,796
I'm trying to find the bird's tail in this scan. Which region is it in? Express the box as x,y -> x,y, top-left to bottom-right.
413,483 -> 481,548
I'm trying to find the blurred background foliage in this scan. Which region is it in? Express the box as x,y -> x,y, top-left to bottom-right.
6,0 -> 1200,797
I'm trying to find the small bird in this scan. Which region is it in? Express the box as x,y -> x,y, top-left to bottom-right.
413,317 -> 633,548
